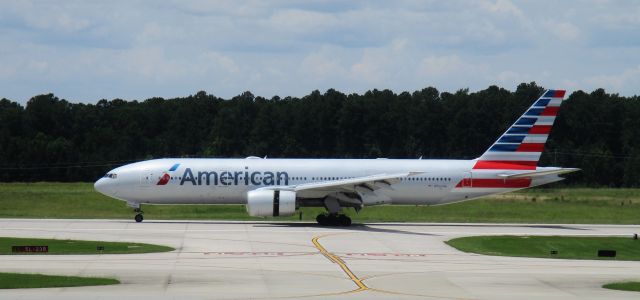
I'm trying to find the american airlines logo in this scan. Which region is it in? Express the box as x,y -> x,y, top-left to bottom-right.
157,164 -> 290,186
157,163 -> 181,185
179,167 -> 289,186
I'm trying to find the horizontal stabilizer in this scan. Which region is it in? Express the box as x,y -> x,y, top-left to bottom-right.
498,168 -> 580,179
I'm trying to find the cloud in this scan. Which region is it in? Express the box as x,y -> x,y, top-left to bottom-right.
301,47 -> 347,78
418,54 -> 490,81
201,52 -> 241,75
479,0 -> 524,18
494,70 -> 527,84
419,55 -> 465,76
350,51 -> 385,83
348,39 -> 413,85
585,65 -> 640,91
590,6 -> 640,28
3,1 -> 91,33
268,9 -> 339,34
0,1 -> 639,103
544,20 -> 581,41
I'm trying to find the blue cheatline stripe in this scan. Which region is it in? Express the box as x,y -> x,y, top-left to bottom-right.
525,108 -> 544,116
534,98 -> 551,107
169,163 -> 180,171
489,144 -> 519,152
543,91 -> 557,97
507,126 -> 531,134
515,117 -> 537,125
498,135 -> 526,143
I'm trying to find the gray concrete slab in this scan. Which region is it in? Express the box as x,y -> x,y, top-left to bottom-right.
0,219 -> 639,299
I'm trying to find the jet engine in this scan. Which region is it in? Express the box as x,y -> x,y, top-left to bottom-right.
246,189 -> 296,217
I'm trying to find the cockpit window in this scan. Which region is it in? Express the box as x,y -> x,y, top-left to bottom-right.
103,173 -> 117,179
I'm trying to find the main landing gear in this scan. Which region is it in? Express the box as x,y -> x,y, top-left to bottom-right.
316,214 -> 352,226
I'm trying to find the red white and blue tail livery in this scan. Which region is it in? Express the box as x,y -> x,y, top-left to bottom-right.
453,90 -> 577,199
474,89 -> 566,171
95,89 -> 579,225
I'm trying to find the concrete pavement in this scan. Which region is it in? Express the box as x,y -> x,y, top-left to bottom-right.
0,219 -> 639,299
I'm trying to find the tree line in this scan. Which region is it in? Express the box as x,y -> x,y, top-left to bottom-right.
0,82 -> 638,186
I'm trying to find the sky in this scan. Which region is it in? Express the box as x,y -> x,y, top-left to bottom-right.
1,0 -> 639,104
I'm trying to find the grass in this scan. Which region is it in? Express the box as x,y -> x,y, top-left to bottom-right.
0,272 -> 119,289
1,183 -> 640,224
446,236 -> 640,260
603,281 -> 640,292
0,237 -> 174,254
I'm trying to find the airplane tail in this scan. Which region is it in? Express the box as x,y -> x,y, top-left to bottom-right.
473,89 -> 566,170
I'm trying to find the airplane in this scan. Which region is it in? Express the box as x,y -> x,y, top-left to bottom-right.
94,89 -> 578,226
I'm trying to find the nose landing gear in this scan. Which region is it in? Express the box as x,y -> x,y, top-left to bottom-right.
128,202 -> 144,223
134,211 -> 144,223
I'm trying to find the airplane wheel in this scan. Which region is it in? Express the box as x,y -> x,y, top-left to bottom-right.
135,214 -> 144,223
316,214 -> 329,226
327,215 -> 338,226
338,215 -> 352,227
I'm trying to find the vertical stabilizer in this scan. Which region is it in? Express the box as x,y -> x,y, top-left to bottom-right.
473,90 -> 566,170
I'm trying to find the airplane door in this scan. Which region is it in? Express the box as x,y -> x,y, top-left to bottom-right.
461,172 -> 472,188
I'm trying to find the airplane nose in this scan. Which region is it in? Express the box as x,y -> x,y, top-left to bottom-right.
94,178 -> 112,196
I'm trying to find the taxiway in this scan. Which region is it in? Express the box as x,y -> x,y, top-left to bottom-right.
0,219 -> 639,299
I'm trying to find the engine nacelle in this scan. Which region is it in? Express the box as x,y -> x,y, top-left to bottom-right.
246,189 -> 296,217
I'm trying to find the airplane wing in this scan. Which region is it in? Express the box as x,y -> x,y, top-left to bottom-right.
255,171 -> 423,194
498,168 -> 580,179
294,172 -> 423,192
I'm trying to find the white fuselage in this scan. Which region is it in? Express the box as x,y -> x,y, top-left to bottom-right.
93,89 -> 575,219
94,157 -> 563,208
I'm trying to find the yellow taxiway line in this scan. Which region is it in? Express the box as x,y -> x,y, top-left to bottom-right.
311,234 -> 368,292
310,233 -> 471,300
